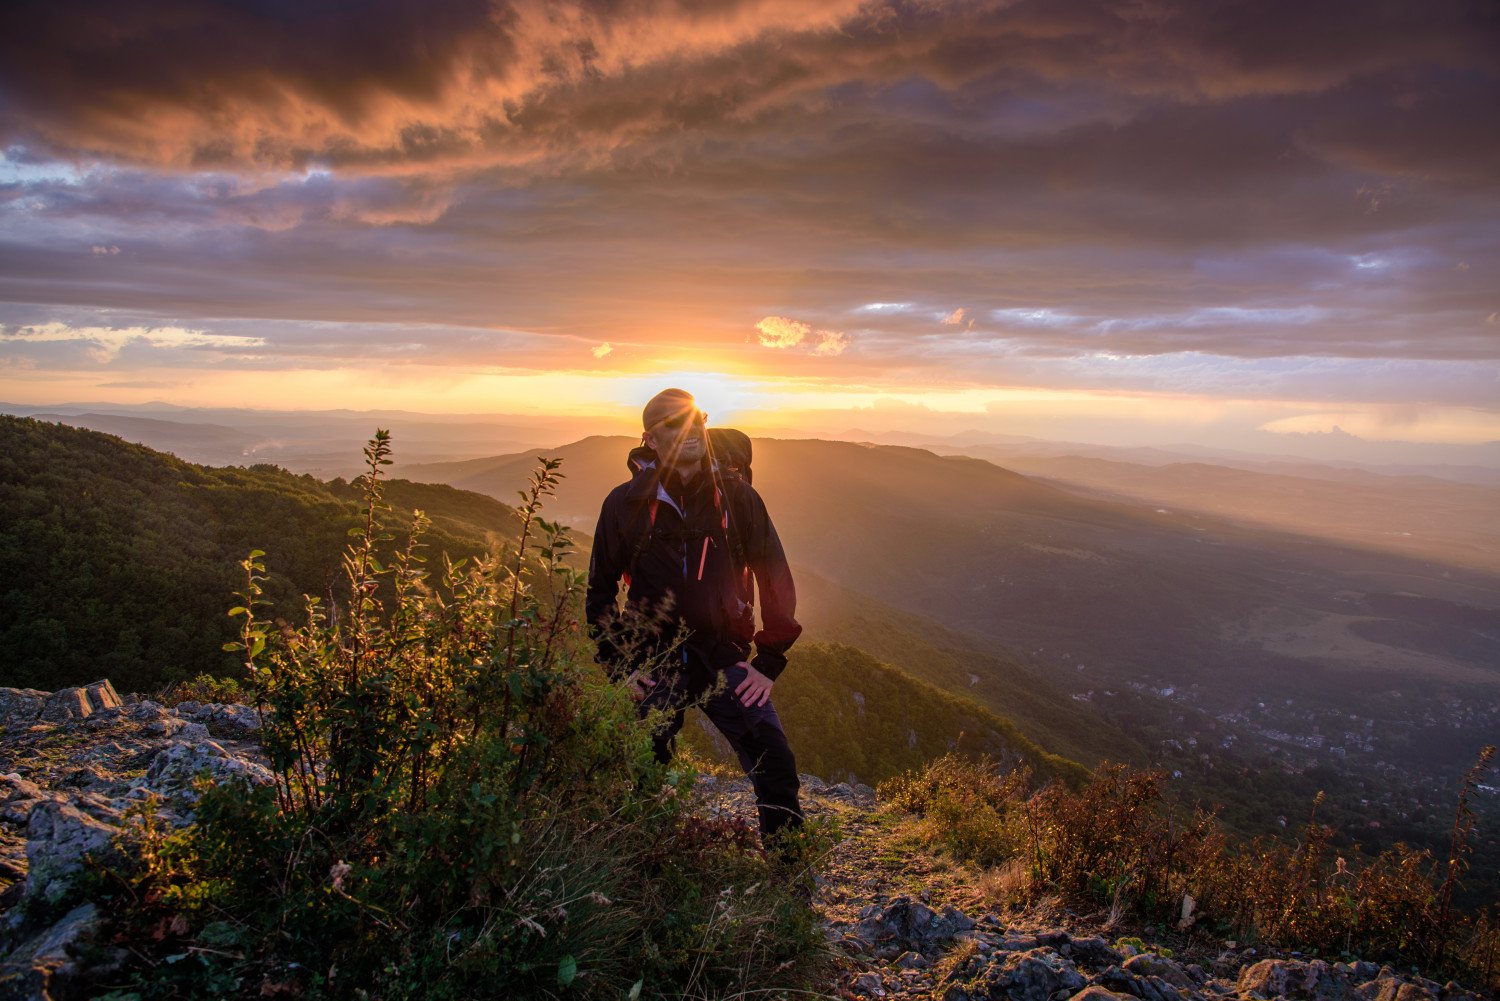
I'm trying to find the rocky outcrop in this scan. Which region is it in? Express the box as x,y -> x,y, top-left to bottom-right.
683,766 -> 1496,1001
825,899 -> 1487,1001
1,682 -> 121,729
0,682 -> 1492,1001
0,682 -> 271,999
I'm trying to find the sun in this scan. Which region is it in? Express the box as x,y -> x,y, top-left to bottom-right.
625,370 -> 757,424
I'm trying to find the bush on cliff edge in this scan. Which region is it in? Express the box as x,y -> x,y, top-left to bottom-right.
99,433 -> 824,1000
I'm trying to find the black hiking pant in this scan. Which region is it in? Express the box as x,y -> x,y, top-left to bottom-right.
640,659 -> 803,843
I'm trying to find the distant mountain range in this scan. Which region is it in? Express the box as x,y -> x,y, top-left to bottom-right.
6,402 -> 1497,486
0,402 -> 596,476
826,427 -> 1500,486
950,450 -> 1500,574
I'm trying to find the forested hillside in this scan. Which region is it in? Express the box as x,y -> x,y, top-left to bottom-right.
688,642 -> 1084,786
0,417 -> 527,691
793,571 -> 1142,769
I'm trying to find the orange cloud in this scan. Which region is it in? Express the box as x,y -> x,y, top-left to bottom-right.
812,330 -> 851,356
755,316 -> 850,356
754,315 -> 810,349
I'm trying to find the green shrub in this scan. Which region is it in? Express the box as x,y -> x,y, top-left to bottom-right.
158,672 -> 249,707
879,753 -> 1030,864
101,433 -> 825,999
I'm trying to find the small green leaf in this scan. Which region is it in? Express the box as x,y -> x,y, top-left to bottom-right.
556,954 -> 577,988
628,979 -> 643,1000
197,920 -> 243,948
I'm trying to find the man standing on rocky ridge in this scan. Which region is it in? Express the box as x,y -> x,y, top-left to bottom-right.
586,388 -> 805,845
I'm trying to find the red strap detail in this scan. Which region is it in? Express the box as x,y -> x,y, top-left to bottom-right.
697,537 -> 710,580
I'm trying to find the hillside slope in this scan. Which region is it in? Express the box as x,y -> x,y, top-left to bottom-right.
794,571 -> 1141,769
0,417 -> 528,691
687,642 -> 1085,787
965,450 -> 1500,574
2,683 -> 1491,1000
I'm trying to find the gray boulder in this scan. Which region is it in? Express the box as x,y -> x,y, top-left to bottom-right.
1123,952 -> 1195,990
145,716 -> 208,740
0,776 -> 44,828
36,681 -> 121,724
855,896 -> 976,958
1068,935 -> 1126,971
180,701 -> 261,739
1356,972 -> 1439,1001
1073,988 -> 1141,1001
0,690 -> 48,728
981,947 -> 1087,1001
144,738 -> 274,801
1094,962 -> 1193,1001
0,901 -> 115,1000
23,800 -> 119,906
1238,958 -> 1354,1001
130,700 -> 167,721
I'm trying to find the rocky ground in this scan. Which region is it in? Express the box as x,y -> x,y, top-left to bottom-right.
693,774 -> 1489,1001
0,681 -> 269,999
0,683 -> 1491,1000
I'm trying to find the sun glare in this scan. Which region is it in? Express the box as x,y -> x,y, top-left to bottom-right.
622,371 -> 758,424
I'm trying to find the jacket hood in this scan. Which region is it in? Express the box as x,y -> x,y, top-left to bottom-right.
627,444 -> 657,475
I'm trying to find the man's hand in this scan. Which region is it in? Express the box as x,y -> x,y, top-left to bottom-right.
734,662 -> 774,707
624,670 -> 656,703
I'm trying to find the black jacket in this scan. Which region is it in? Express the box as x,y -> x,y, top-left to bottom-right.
586,449 -> 801,680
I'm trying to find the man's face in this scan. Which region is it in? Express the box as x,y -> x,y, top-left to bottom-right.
645,407 -> 707,469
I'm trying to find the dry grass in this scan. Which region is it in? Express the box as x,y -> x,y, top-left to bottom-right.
973,859 -> 1032,911
879,751 -> 1500,990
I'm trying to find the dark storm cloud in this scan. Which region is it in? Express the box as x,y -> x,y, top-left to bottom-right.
2,0 -> 1495,171
0,0 -> 1497,408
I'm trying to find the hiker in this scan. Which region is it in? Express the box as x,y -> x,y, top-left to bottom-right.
586,388 -> 804,844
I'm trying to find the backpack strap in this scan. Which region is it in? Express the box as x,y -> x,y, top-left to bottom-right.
620,497 -> 659,588
621,484 -> 734,586
696,481 -> 729,582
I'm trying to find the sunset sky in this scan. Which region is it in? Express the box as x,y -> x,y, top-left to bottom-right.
1,0 -> 1497,453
